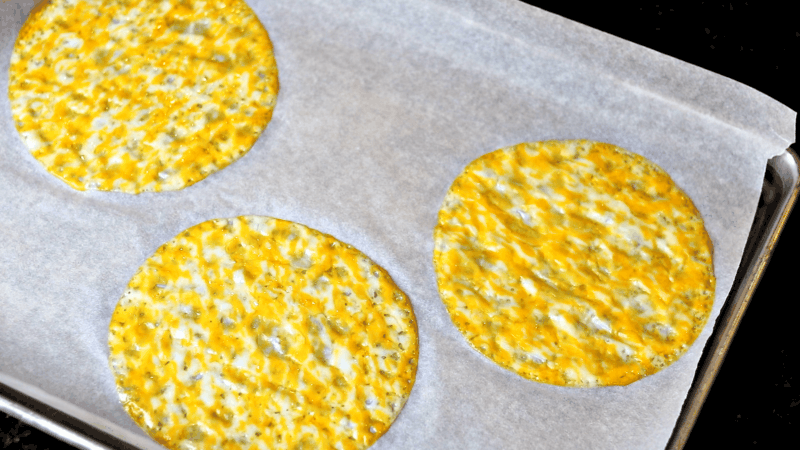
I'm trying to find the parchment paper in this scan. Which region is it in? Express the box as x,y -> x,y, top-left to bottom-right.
0,0 -> 796,449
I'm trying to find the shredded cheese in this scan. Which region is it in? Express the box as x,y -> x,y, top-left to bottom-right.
9,0 -> 279,193
108,216 -> 418,449
433,140 -> 715,387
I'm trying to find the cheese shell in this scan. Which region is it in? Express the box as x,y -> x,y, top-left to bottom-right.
108,216 -> 418,449
9,0 -> 279,193
433,140 -> 715,387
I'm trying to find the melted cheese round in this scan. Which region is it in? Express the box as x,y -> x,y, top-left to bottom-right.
434,140 -> 715,387
108,216 -> 418,449
9,0 -> 279,193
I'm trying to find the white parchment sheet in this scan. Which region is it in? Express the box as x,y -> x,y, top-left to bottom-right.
0,0 -> 796,448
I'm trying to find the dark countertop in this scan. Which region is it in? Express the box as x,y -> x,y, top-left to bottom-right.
2,1 -> 797,449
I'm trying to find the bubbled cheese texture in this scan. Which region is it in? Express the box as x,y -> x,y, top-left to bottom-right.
433,140 -> 715,387
108,216 -> 418,449
9,0 -> 279,193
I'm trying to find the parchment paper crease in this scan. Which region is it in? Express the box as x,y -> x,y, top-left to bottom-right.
0,0 -> 795,449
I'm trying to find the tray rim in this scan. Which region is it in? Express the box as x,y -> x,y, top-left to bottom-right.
666,146 -> 800,449
0,378 -> 137,450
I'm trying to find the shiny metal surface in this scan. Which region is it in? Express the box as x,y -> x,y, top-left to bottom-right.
667,147 -> 800,449
0,379 -> 137,450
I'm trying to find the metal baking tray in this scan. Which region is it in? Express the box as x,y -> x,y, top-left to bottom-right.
2,147 -> 797,449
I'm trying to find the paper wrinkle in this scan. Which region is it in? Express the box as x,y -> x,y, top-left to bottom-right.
440,0 -> 796,150
617,77 -> 789,154
0,0 -> 796,449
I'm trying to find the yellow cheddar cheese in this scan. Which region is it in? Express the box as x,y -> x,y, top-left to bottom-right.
433,140 -> 715,387
10,0 -> 279,193
108,216 -> 418,449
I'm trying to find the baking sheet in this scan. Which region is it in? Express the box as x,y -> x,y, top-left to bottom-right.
0,0 -> 796,449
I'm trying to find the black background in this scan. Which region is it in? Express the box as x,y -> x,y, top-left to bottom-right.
2,1 -> 798,448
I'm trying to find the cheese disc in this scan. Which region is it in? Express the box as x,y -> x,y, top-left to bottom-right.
108,216 -> 418,449
9,0 -> 279,193
433,140 -> 715,387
